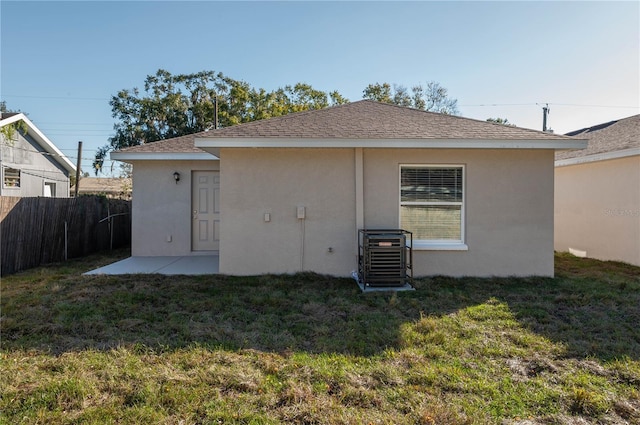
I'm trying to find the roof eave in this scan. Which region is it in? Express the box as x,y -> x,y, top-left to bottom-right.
110,151 -> 218,162
1,113 -> 77,173
555,147 -> 640,167
195,137 -> 588,150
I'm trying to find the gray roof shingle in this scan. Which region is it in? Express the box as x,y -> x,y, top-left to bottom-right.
196,100 -> 575,140
116,131 -> 209,153
556,114 -> 640,160
74,177 -> 132,194
116,100 -> 578,154
0,112 -> 21,120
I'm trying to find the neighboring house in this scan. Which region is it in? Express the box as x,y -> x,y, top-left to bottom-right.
74,177 -> 132,199
555,115 -> 639,267
112,100 -> 586,277
0,112 -> 76,197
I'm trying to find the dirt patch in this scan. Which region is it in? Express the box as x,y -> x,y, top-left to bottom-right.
506,356 -> 560,382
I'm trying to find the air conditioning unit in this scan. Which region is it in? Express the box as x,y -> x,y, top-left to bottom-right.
358,229 -> 413,288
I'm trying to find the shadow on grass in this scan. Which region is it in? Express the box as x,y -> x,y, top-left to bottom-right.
1,252 -> 639,361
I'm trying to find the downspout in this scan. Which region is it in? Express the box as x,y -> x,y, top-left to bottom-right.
355,147 -> 364,256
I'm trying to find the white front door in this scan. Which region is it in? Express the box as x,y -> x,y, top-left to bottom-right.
192,171 -> 220,251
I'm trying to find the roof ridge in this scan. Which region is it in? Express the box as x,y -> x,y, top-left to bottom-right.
565,114 -> 640,136
205,100 -> 359,132
199,99 -> 577,140
369,100 -> 578,139
115,100 -> 585,155
556,114 -> 639,160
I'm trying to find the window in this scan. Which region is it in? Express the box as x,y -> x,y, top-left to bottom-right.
400,165 -> 466,249
44,182 -> 56,197
3,168 -> 20,188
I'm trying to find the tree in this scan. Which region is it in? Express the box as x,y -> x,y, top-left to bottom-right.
95,69 -> 348,173
0,102 -> 24,115
0,102 -> 27,144
362,81 -> 459,115
362,83 -> 393,104
486,117 -> 515,126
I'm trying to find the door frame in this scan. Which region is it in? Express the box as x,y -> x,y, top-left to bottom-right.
191,170 -> 220,252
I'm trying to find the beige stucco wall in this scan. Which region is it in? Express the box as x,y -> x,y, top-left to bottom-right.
130,160 -> 220,256
364,149 -> 555,277
555,155 -> 640,266
219,148 -> 555,277
219,148 -> 357,276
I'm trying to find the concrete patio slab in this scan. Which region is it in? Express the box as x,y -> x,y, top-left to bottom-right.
84,255 -> 219,275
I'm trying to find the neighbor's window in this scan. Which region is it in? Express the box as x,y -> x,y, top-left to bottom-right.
44,182 -> 56,197
400,165 -> 465,247
3,168 -> 20,188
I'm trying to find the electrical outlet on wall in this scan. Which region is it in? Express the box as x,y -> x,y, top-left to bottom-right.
297,206 -> 306,219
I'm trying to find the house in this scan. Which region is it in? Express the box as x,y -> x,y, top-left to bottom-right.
73,177 -> 132,199
111,100 -> 586,278
0,112 -> 76,197
555,115 -> 639,266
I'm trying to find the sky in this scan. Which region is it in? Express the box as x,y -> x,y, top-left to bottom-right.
1,1 -> 639,176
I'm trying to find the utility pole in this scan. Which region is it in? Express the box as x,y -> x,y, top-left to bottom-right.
542,104 -> 550,132
74,141 -> 82,197
214,95 -> 218,130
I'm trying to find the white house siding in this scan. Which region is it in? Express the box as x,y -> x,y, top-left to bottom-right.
555,155 -> 640,267
130,160 -> 220,256
218,147 -> 555,277
0,131 -> 70,197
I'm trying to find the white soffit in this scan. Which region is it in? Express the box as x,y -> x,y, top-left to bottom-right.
110,152 -> 219,161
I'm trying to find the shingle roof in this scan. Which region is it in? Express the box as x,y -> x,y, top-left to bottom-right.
75,177 -> 132,194
115,100 -> 578,155
556,114 -> 640,160
0,112 -> 21,120
196,100 -> 575,141
116,131 -> 209,153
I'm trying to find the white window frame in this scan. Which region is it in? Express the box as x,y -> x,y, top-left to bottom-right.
44,182 -> 56,197
399,164 -> 468,251
3,167 -> 21,189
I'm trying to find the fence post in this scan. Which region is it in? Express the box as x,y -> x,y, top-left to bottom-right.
64,220 -> 68,261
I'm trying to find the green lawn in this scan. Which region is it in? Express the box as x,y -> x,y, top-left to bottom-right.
1,250 -> 639,424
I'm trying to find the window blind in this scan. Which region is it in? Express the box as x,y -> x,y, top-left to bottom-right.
401,167 -> 462,203
400,166 -> 464,242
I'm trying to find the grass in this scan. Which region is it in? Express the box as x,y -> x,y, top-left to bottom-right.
1,250 -> 639,424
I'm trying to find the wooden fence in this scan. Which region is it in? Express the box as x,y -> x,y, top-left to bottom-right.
0,196 -> 131,276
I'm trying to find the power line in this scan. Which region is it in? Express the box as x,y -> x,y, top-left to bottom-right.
58,148 -> 98,153
1,142 -> 96,161
461,102 -> 638,109
2,94 -> 108,101
32,122 -> 113,126
38,128 -> 112,132
5,93 -> 638,109
40,131 -> 113,135
1,164 -> 71,183
548,103 -> 639,109
460,103 -> 534,107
